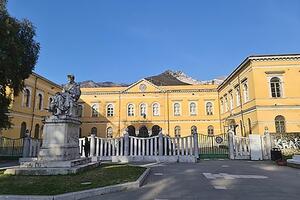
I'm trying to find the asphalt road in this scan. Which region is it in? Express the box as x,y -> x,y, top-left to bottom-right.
84,160 -> 299,200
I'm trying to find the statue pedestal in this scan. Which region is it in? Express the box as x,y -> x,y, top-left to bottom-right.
5,116 -> 100,175
38,117 -> 81,161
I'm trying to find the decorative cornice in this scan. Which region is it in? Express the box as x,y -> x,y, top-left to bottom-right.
218,54 -> 300,91
81,88 -> 217,95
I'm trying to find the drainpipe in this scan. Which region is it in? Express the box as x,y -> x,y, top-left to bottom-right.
30,76 -> 38,137
167,91 -> 170,135
217,89 -> 223,134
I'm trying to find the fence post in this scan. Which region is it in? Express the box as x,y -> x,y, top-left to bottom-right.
264,128 -> 272,160
22,133 -> 31,158
159,131 -> 163,156
228,130 -> 235,160
124,132 -> 129,156
90,133 -> 96,157
193,132 -> 199,159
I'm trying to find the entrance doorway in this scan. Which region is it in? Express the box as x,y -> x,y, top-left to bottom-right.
127,125 -> 136,136
151,125 -> 161,136
138,126 -> 149,138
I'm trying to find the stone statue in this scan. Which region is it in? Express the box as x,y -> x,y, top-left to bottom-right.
49,74 -> 81,117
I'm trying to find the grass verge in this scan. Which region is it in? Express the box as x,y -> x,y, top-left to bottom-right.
0,164 -> 146,195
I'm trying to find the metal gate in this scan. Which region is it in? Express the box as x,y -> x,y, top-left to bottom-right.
198,133 -> 229,159
0,137 -> 24,157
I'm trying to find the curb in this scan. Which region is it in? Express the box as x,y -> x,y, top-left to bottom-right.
0,167 -> 150,200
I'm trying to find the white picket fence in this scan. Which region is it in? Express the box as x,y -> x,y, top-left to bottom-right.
232,135 -> 251,159
228,130 -> 272,160
79,132 -> 198,163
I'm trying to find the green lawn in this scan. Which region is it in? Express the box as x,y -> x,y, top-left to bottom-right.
0,164 -> 146,195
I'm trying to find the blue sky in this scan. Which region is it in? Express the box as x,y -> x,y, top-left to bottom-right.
7,0 -> 300,85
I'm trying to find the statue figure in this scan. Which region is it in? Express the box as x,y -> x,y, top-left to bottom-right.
49,74 -> 81,117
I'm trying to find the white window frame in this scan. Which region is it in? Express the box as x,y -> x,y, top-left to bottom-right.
229,91 -> 233,110
189,102 -> 197,116
173,102 -> 181,116
127,103 -> 135,116
205,101 -> 214,115
174,126 -> 181,137
107,127 -> 113,138
140,103 -> 147,117
152,102 -> 160,116
242,81 -> 249,103
224,95 -> 228,112
91,103 -> 99,117
107,103 -> 114,117
235,86 -> 241,107
267,76 -> 284,98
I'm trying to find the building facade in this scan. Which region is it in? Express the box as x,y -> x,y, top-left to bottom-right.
1,54 -> 300,139
218,54 -> 300,136
79,80 -> 220,138
0,73 -> 62,139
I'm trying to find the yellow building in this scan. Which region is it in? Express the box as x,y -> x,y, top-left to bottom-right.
218,54 -> 300,136
79,79 -> 220,138
1,53 -> 300,139
0,73 -> 62,139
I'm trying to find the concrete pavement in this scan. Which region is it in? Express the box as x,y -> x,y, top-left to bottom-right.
83,160 -> 300,200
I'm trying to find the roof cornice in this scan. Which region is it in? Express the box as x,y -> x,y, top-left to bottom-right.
217,53 -> 300,90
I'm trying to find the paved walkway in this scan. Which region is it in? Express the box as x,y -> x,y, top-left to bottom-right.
84,160 -> 300,200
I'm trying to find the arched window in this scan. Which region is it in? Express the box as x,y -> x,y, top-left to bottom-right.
174,103 -> 180,116
235,87 -> 241,106
229,92 -> 233,110
37,93 -> 43,110
127,125 -> 136,136
243,82 -> 249,102
248,118 -> 252,135
91,127 -> 97,135
206,102 -> 213,115
152,103 -> 159,116
152,125 -> 161,136
128,104 -> 134,116
140,103 -> 146,117
107,104 -> 114,117
270,77 -> 282,98
78,104 -> 83,117
174,126 -> 181,137
107,127 -> 113,138
91,104 -> 99,117
275,115 -> 285,133
20,122 -> 27,138
224,95 -> 228,112
138,126 -> 149,138
34,124 -> 40,139
191,125 -> 197,134
208,125 -> 214,136
24,88 -> 31,107
190,102 -> 196,115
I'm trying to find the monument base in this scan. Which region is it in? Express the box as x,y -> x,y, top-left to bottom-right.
4,158 -> 100,175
